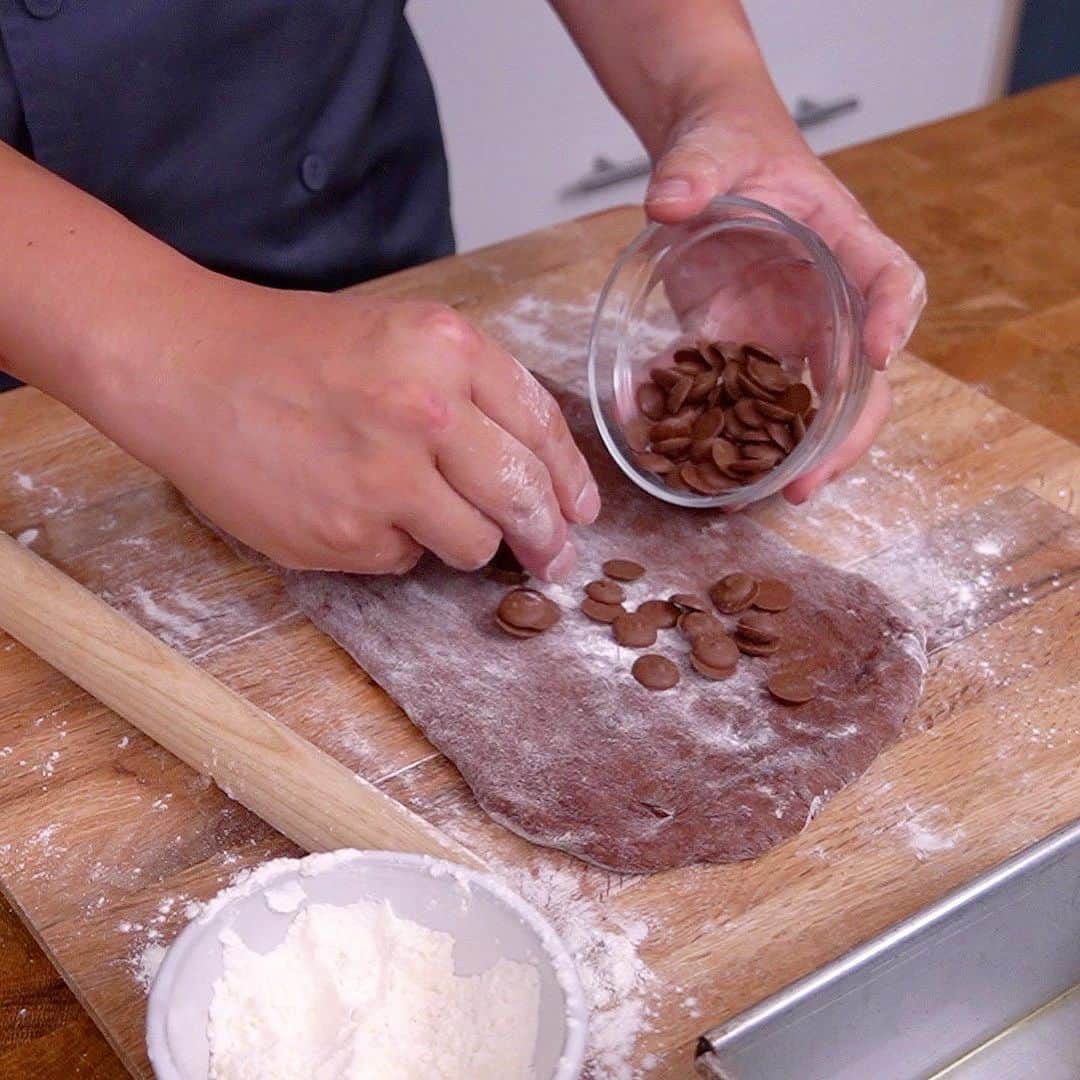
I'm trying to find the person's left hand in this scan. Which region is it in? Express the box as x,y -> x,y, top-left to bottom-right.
643,111 -> 926,504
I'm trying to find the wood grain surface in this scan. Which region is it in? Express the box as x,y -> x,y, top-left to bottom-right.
1,77 -> 1079,1079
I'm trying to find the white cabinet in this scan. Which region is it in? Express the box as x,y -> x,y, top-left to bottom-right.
407,1 -> 1018,252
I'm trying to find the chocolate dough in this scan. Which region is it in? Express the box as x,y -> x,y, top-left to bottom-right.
243,389 -> 927,873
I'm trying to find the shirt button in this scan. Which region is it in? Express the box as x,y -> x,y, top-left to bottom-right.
300,154 -> 328,193
24,0 -> 63,18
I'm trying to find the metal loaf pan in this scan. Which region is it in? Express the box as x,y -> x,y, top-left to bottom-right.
695,818 -> 1080,1079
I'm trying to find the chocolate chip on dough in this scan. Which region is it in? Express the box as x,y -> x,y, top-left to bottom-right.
603,558 -> 646,582
752,578 -> 794,612
487,541 -> 528,585
496,588 -> 561,637
690,653 -> 737,680
710,572 -> 759,613
631,654 -> 680,690
692,633 -> 739,672
678,610 -> 727,642
734,635 -> 780,657
581,597 -> 626,623
637,599 -> 680,629
767,670 -> 818,704
669,593 -> 709,613
735,610 -> 779,645
585,579 -> 625,604
612,611 -> 658,648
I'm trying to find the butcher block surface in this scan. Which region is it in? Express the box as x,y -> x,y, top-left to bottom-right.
2,80 -> 1080,1078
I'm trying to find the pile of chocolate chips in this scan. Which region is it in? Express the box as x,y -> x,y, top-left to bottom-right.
490,546 -> 818,704
632,341 -> 816,496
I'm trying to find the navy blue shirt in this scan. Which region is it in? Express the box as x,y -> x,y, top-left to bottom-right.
0,0 -> 454,389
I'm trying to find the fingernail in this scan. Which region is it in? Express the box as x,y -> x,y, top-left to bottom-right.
542,540 -> 576,583
574,480 -> 601,523
647,178 -> 692,203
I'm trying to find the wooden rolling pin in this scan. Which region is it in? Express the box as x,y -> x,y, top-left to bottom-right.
0,530 -> 482,869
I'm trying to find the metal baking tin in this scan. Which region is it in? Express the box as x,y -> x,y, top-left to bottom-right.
695,817 -> 1080,1079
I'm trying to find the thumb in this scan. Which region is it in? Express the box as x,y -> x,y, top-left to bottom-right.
645,139 -> 731,225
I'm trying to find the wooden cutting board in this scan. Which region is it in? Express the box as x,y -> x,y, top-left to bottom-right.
1,206 -> 1078,1079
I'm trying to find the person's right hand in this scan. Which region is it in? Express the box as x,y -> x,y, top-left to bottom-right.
89,279 -> 599,580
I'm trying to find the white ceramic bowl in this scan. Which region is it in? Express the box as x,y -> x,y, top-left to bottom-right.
146,850 -> 588,1080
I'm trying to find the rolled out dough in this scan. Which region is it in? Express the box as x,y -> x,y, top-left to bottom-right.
201,390 -> 926,873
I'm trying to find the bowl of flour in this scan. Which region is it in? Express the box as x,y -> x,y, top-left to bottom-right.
146,850 -> 588,1079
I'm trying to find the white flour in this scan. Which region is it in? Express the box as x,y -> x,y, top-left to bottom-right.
207,899 -> 540,1080
492,858 -> 655,1080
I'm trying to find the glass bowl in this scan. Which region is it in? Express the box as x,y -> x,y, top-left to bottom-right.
587,195 -> 869,508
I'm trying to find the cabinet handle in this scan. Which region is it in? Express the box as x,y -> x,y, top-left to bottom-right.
793,95 -> 860,129
560,94 -> 859,199
561,154 -> 651,198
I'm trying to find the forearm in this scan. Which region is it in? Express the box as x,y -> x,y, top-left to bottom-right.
550,0 -> 794,157
0,142 -> 213,414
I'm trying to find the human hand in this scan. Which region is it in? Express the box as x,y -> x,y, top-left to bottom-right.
93,282 -> 599,578
644,112 -> 925,502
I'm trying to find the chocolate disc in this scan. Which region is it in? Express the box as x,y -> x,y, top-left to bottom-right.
747,357 -> 790,394
692,633 -> 739,671
631,653 -> 680,691
765,421 -> 795,453
487,541 -> 528,585
741,443 -> 785,468
722,363 -> 744,401
489,567 -> 529,585
710,439 -> 740,469
666,374 -> 693,414
650,414 -> 695,441
727,459 -> 773,478
735,610 -> 779,645
585,579 -> 625,604
652,437 -> 692,457
752,579 -> 794,612
612,611 -> 658,648
650,367 -> 681,390
497,588 -> 561,632
740,343 -> 780,366
689,437 -> 719,462
690,407 -> 726,440
679,462 -> 723,495
710,572 -> 759,613
603,558 -> 646,582
734,634 -> 780,656
733,398 -> 765,428
672,347 -> 710,372
636,599 -> 680,629
636,382 -> 667,421
581,597 -> 626,623
669,593 -> 709,612
767,670 -> 818,704
791,412 -> 807,441
678,611 -> 726,641
756,399 -> 795,422
690,653 -> 737,681
687,368 -> 719,402
494,615 -> 540,639
635,451 -> 677,475
777,382 -> 812,415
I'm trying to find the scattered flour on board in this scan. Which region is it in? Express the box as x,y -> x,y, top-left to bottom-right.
127,585 -> 204,644
895,804 -> 965,862
10,470 -> 73,513
15,527 -> 39,546
491,858 -> 656,1080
